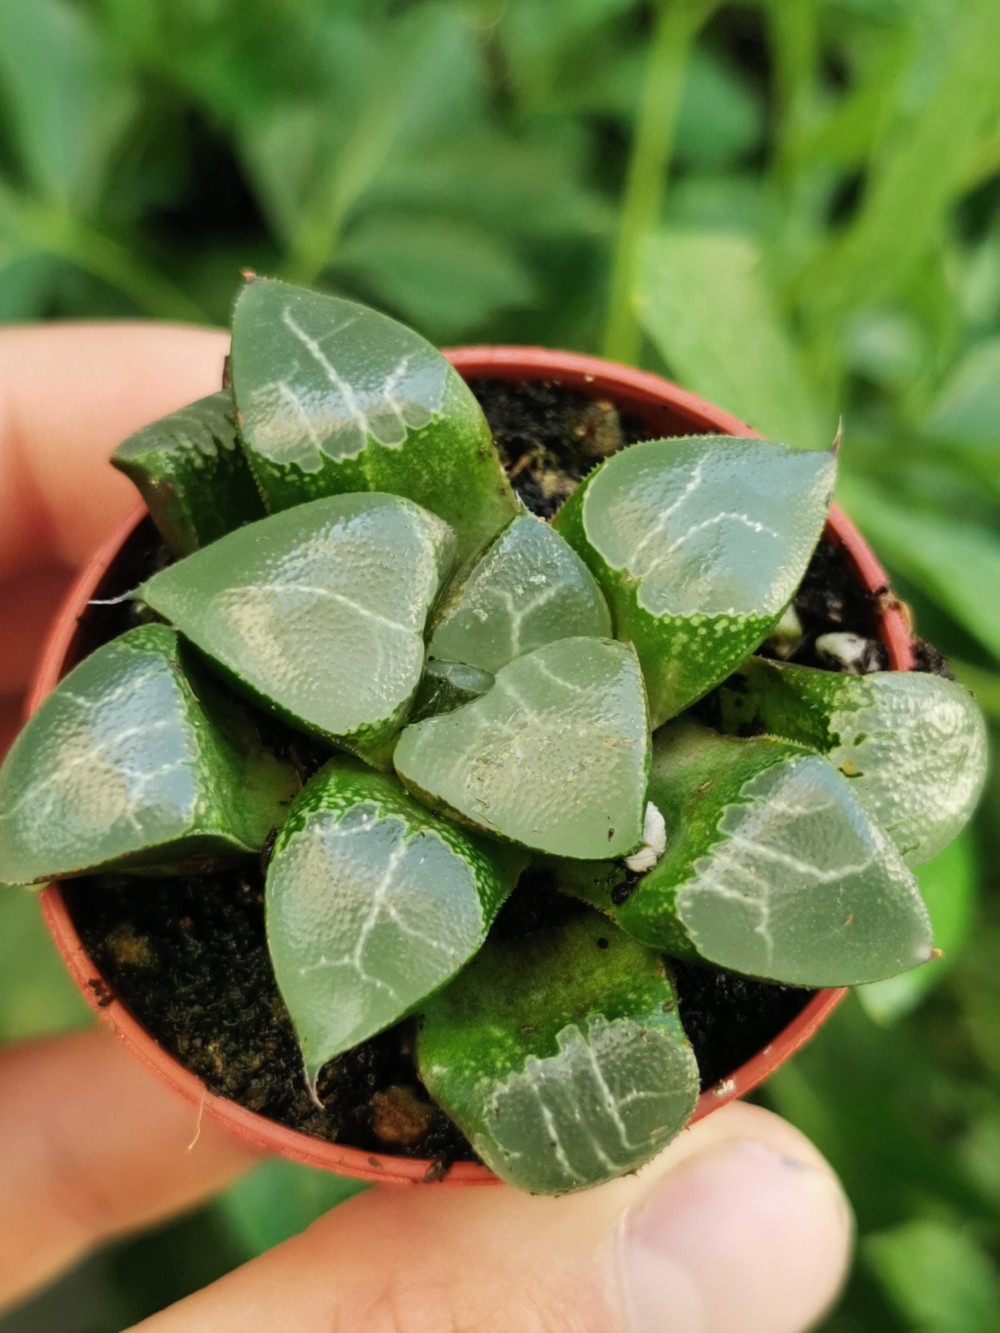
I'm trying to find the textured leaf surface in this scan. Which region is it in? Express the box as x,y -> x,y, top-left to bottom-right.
553,436 -> 836,725
112,392 -> 265,556
717,658 -> 988,866
428,514 -> 612,673
394,637 -> 648,858
266,762 -> 519,1087
141,494 -> 455,768
569,722 -> 932,986
416,912 -> 699,1194
230,277 -> 518,560
0,625 -> 296,887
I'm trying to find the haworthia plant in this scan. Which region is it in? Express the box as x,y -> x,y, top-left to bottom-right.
266,762 -> 522,1091
141,493 -> 455,769
0,625 -> 296,887
715,657 -> 989,867
428,514 -> 612,673
112,392 -> 265,556
554,436 -> 836,726
0,278 -> 986,1194
561,721 -> 933,987
394,637 -> 649,859
417,912 -> 700,1193
230,277 -> 519,561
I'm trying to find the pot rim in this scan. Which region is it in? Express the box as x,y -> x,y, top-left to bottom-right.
34,346 -> 913,1187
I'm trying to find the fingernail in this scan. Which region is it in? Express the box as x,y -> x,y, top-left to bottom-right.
618,1139 -> 853,1333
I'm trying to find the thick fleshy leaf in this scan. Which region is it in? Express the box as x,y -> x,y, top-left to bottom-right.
553,436 -> 836,725
141,494 -> 455,768
266,762 -> 521,1089
409,658 -> 494,722
428,514 -> 612,673
230,277 -> 518,560
394,637 -> 648,858
0,625 -> 296,887
416,912 -> 700,1194
112,392 -> 265,556
716,658 -> 988,866
563,721 -> 933,987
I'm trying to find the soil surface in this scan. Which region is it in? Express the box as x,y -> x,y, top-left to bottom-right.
63,378 -> 924,1173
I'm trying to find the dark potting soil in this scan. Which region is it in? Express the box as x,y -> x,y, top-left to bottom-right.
62,377 -> 916,1171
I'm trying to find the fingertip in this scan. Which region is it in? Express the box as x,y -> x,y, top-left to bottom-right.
0,323 -> 228,577
619,1110 -> 852,1332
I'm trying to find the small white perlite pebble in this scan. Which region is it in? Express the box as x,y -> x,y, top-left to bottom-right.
815,631 -> 880,674
624,802 -> 667,874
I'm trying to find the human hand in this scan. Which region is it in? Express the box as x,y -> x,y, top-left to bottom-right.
0,324 -> 853,1331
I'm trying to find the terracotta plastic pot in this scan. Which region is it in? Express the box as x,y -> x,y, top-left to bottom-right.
35,347 -> 914,1187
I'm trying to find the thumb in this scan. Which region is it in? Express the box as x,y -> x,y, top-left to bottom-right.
133,1102 -> 852,1333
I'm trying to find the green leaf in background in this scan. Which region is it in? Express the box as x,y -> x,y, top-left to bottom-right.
0,0 -> 136,210
395,637 -> 648,859
636,231 -> 827,447
335,214 -> 537,342
553,435 -> 836,725
716,658 -> 989,866
416,911 -> 700,1194
216,1158 -> 366,1258
800,1 -> 1000,327
0,892 -> 88,1041
567,720 -> 933,986
838,476 -> 1000,663
428,514 -> 612,674
0,625 -> 295,887
866,1218 -> 1000,1333
859,832 -> 978,1024
925,337 -> 1000,451
266,762 -> 519,1089
141,494 -> 455,768
230,277 -> 518,559
112,392 -> 266,556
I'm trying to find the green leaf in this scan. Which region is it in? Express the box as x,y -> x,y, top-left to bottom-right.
636,231 -> 827,447
925,337 -> 1000,450
859,832 -> 978,1024
230,277 -> 518,561
394,637 -> 648,859
141,494 -> 454,768
802,2 -> 1000,324
217,1159 -> 365,1259
0,0 -> 136,210
565,721 -> 933,987
717,657 -> 988,866
0,890 -> 89,1040
335,214 -> 538,341
553,436 -> 836,726
409,659 -> 495,723
0,625 -> 296,887
837,476 -> 1000,663
266,761 -> 520,1087
416,912 -> 700,1194
112,392 -> 266,556
866,1218 -> 1000,1333
428,514 -> 612,674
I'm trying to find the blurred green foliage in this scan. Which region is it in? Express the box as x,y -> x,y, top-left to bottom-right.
1,0 -> 998,1327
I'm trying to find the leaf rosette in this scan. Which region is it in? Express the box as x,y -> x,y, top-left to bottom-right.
0,277 -> 987,1194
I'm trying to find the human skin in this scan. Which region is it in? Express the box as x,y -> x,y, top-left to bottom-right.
0,324 -> 852,1331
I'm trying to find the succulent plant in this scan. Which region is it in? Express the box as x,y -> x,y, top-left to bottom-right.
0,279 -> 988,1195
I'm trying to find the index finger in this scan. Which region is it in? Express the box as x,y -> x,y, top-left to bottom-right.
0,322 -> 228,581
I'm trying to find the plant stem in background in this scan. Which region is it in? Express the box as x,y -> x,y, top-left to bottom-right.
0,183 -> 209,323
602,0 -> 716,366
